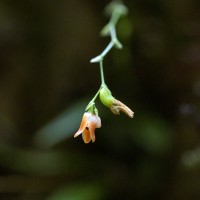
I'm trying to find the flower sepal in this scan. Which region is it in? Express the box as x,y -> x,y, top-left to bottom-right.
85,101 -> 98,116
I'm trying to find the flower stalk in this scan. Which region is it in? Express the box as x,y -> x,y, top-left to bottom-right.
74,0 -> 134,144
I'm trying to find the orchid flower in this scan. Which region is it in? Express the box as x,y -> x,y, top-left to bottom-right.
74,112 -> 101,143
73,1 -> 133,144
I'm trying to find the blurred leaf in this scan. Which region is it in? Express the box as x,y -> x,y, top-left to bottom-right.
0,142 -> 103,175
132,112 -> 174,156
118,18 -> 134,41
47,183 -> 104,200
181,147 -> 200,169
33,99 -> 87,148
0,142 -> 72,174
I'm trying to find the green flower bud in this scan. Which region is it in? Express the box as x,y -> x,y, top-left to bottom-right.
100,86 -> 115,107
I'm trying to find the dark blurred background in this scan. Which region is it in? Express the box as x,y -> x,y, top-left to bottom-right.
0,0 -> 200,199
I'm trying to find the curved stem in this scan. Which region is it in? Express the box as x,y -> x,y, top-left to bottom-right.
85,87 -> 102,111
101,41 -> 114,58
110,12 -> 120,27
90,1 -> 126,63
91,88 -> 101,102
86,1 -> 127,110
100,60 -> 105,85
110,25 -> 116,40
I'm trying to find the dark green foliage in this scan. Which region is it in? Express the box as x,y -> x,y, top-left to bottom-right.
0,0 -> 200,199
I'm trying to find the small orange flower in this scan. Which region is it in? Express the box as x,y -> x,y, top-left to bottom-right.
74,112 -> 101,143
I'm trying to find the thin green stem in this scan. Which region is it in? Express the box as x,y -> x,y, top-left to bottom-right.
90,1 -> 126,63
110,25 -> 116,40
100,60 -> 105,85
86,0 -> 127,111
91,88 -> 101,102
85,87 -> 102,111
110,11 -> 120,26
101,41 -> 114,58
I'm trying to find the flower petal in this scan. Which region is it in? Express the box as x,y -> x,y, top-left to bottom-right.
82,128 -> 91,143
74,114 -> 88,138
89,122 -> 96,143
90,115 -> 101,128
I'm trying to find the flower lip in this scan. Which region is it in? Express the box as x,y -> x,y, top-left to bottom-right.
74,112 -> 101,143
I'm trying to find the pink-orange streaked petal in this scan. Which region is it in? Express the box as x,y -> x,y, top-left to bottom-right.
74,116 -> 88,138
89,122 -> 96,142
82,129 -> 91,144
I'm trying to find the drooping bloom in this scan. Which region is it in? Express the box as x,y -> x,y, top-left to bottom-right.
110,99 -> 134,118
74,112 -> 101,143
100,85 -> 134,118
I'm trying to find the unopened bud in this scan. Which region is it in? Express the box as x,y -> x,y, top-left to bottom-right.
100,86 -> 115,107
100,85 -> 134,118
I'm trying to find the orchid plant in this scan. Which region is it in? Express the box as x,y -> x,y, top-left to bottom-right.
74,0 -> 134,143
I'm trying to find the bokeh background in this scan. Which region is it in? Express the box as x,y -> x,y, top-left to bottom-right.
0,0 -> 200,199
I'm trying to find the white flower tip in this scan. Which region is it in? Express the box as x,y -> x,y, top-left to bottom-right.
114,40 -> 123,49
90,55 -> 102,63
